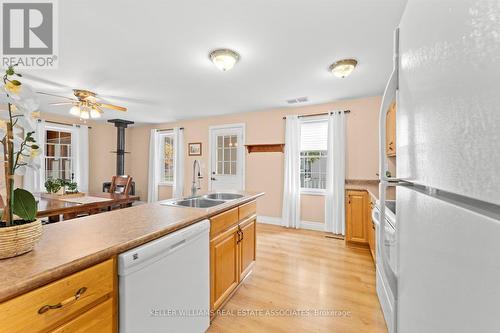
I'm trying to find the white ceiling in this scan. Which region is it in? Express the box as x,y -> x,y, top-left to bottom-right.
23,0 -> 407,124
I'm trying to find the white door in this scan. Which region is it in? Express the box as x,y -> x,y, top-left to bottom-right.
209,124 -> 245,191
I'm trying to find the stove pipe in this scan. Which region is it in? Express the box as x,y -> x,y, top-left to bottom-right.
107,119 -> 134,175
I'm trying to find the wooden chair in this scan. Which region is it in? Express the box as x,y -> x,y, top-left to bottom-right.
109,175 -> 133,195
108,175 -> 133,210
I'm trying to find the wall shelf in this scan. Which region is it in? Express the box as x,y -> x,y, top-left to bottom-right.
245,144 -> 285,154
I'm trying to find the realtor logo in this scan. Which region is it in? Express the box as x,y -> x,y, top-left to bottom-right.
1,0 -> 58,68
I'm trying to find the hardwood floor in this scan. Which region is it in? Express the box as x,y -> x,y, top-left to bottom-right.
207,223 -> 387,333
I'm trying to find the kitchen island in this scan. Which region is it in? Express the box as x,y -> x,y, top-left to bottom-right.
0,191 -> 263,333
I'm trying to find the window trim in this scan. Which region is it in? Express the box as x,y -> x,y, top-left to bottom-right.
158,131 -> 175,186
41,124 -> 75,184
299,118 -> 328,194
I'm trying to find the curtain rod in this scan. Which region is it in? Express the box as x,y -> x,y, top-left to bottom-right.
282,110 -> 350,120
37,118 -> 92,129
157,127 -> 184,132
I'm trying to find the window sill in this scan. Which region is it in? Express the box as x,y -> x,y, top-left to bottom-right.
300,189 -> 326,196
158,182 -> 173,187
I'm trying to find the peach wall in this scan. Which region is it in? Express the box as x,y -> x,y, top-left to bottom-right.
0,111 -> 130,198
39,113 -> 131,194
128,95 -> 382,221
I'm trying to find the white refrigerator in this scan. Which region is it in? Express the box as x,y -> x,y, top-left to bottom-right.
378,1 -> 500,332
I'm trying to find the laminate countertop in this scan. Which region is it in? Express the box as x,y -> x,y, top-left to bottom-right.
345,180 -> 396,201
0,191 -> 264,303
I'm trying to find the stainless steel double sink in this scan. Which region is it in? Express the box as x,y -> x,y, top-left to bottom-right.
161,193 -> 244,208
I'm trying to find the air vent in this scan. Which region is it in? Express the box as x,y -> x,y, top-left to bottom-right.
286,96 -> 308,104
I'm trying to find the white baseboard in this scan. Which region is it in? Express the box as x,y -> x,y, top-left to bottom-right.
257,215 -> 325,232
299,220 -> 326,232
257,215 -> 282,226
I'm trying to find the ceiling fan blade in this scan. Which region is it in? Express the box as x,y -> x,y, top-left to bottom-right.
49,102 -> 75,106
97,103 -> 127,112
97,94 -> 160,106
37,91 -> 75,100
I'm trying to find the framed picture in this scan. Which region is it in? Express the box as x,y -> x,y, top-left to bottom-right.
188,142 -> 202,156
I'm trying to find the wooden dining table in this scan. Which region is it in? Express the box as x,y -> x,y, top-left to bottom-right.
32,193 -> 140,222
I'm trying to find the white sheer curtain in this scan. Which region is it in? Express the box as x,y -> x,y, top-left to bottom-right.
281,115 -> 301,228
73,124 -> 89,193
325,111 -> 346,234
172,127 -> 185,198
24,120 -> 46,193
147,129 -> 160,202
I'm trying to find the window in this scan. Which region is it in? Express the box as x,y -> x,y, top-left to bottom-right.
44,129 -> 73,181
160,133 -> 174,184
216,134 -> 238,175
300,120 -> 328,193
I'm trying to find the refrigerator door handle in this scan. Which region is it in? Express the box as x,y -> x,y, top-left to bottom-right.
379,28 -> 400,184
377,28 -> 400,300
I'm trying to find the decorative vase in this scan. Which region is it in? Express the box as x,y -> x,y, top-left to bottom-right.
0,219 -> 42,259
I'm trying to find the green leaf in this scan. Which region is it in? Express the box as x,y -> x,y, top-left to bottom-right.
12,188 -> 37,221
16,73 -> 22,77
6,67 -> 14,76
31,144 -> 39,149
10,79 -> 21,86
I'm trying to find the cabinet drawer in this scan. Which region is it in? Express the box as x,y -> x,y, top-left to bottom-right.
50,298 -> 114,333
239,201 -> 256,220
0,259 -> 114,333
210,207 -> 239,237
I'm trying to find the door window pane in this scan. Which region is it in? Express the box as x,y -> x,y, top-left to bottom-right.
215,134 -> 238,176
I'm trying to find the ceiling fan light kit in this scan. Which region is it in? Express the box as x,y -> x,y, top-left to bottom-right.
38,89 -> 127,120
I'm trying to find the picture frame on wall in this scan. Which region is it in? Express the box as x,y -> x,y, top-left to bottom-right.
188,142 -> 202,156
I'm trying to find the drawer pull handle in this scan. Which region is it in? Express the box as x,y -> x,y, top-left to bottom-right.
38,287 -> 87,314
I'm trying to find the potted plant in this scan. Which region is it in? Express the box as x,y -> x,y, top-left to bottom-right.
0,65 -> 42,259
44,178 -> 64,194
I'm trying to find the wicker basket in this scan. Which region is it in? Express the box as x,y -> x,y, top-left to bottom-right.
0,219 -> 42,259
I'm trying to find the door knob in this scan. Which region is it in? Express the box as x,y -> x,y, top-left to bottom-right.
211,177 -> 217,181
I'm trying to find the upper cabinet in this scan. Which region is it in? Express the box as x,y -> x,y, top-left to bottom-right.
386,102 -> 396,157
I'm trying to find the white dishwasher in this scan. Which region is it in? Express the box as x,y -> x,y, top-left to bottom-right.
118,219 -> 210,333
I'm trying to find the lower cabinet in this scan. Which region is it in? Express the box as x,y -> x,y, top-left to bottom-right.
210,201 -> 257,316
345,190 -> 376,262
0,258 -> 116,333
239,216 -> 256,280
345,190 -> 369,244
51,298 -> 114,333
367,197 -> 376,262
210,225 -> 240,311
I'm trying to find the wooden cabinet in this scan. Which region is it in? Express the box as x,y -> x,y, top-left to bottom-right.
386,102 -> 396,157
345,190 -> 369,245
50,298 -> 114,333
367,197 -> 376,262
210,200 -> 257,315
210,225 -> 240,312
0,258 -> 116,333
239,216 -> 256,280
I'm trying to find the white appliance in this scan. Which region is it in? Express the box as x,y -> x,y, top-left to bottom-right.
118,220 -> 210,333
377,1 -> 500,332
372,201 -> 397,333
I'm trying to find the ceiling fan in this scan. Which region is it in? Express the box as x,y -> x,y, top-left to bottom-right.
37,89 -> 127,119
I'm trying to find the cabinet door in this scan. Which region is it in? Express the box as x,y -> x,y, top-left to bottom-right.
239,217 -> 256,280
386,102 -> 396,157
346,190 -> 368,244
50,298 -> 113,333
210,225 -> 239,312
367,199 -> 376,261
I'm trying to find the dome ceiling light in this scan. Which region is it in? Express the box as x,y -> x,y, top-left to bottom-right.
329,59 -> 358,78
209,49 -> 240,71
